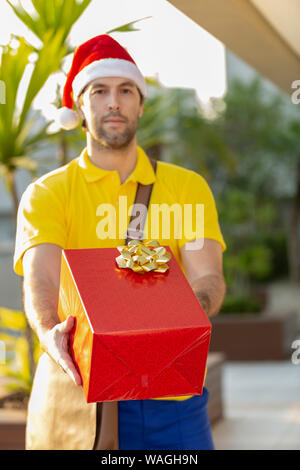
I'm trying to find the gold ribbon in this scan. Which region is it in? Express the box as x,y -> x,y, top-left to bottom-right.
115,240 -> 171,274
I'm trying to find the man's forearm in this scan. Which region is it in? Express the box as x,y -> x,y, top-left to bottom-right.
23,271 -> 81,386
23,277 -> 60,343
190,273 -> 226,318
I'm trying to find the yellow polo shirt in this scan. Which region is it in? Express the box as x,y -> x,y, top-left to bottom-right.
14,146 -> 226,400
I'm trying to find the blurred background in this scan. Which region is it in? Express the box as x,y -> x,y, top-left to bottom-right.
0,0 -> 300,450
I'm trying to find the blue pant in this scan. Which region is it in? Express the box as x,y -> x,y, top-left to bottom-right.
118,387 -> 214,450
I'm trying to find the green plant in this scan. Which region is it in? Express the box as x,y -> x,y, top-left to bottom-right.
1,0 -> 94,219
136,77 -> 299,307
213,78 -> 300,282
220,294 -> 262,314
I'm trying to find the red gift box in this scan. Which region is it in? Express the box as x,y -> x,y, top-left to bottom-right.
57,246 -> 211,402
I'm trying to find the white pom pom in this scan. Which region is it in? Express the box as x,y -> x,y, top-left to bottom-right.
57,107 -> 80,130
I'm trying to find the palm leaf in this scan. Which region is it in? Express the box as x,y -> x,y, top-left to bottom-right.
59,0 -> 92,40
6,0 -> 92,44
10,156 -> 37,172
0,38 -> 33,159
106,16 -> 151,34
17,29 -> 67,132
6,1 -> 41,40
23,122 -> 55,148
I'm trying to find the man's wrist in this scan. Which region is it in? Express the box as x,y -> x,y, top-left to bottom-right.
193,290 -> 210,315
36,319 -> 59,345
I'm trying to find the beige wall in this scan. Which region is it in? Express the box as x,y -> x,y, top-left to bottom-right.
250,0 -> 300,58
168,0 -> 300,95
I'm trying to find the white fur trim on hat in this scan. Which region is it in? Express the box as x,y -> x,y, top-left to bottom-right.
72,58 -> 147,100
57,107 -> 80,130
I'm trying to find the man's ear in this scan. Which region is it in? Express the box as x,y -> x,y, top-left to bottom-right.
75,98 -> 87,131
76,101 -> 85,120
138,102 -> 144,119
76,93 -> 86,119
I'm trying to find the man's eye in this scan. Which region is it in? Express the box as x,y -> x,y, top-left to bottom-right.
121,89 -> 131,94
94,89 -> 105,94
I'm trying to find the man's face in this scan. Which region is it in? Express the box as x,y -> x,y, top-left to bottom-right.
77,76 -> 144,149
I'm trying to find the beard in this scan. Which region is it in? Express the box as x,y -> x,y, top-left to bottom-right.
91,112 -> 139,150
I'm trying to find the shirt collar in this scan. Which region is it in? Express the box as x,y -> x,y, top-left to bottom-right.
78,146 -> 156,185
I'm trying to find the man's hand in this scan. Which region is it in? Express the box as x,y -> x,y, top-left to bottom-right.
41,315 -> 82,386
23,243 -> 81,386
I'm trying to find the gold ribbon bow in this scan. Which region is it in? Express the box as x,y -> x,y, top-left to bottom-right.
115,240 -> 171,273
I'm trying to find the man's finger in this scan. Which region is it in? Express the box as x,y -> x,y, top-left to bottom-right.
58,355 -> 81,386
57,315 -> 75,334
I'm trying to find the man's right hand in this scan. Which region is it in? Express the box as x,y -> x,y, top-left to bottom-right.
41,315 -> 82,386
23,243 -> 82,387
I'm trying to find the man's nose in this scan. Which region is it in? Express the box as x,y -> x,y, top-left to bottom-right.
107,92 -> 120,111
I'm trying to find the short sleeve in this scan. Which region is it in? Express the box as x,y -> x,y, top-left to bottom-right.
13,181 -> 67,276
177,171 -> 226,252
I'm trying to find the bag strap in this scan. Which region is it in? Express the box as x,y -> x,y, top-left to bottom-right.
125,158 -> 157,245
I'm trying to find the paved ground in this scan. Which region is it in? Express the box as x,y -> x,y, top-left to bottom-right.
212,360 -> 300,450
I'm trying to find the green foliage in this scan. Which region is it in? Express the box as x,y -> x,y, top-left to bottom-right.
1,0 -> 95,182
212,78 -> 298,296
138,77 -> 299,310
137,85 -> 177,150
106,17 -> 151,35
0,37 -> 64,180
220,294 -> 262,314
18,31 -> 66,131
0,0 -> 96,182
7,0 -> 92,45
0,39 -> 33,165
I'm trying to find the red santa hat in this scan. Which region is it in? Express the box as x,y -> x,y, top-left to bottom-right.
57,34 -> 147,130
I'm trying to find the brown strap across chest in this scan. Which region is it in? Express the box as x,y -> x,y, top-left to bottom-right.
125,157 -> 157,244
93,156 -> 157,450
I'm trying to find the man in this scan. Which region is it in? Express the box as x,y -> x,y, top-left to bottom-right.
14,34 -> 226,450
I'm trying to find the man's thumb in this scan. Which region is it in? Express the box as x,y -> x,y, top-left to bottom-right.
58,315 -> 75,333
